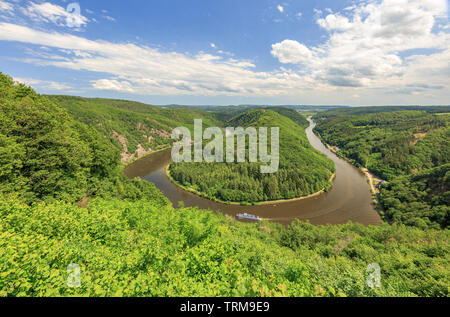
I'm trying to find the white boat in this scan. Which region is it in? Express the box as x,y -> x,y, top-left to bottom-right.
236,213 -> 261,221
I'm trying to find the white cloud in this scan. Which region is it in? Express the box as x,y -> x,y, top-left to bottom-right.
0,23 -> 306,96
21,2 -> 89,28
0,0 -> 13,13
271,40 -> 313,64
343,6 -> 356,11
103,15 -> 115,22
1,0 -> 449,105
14,77 -> 73,90
272,0 -> 449,90
317,14 -> 352,31
92,79 -> 135,93
313,9 -> 323,16
277,5 -> 284,13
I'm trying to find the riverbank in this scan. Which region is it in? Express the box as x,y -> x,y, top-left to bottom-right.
361,167 -> 377,195
123,145 -> 172,167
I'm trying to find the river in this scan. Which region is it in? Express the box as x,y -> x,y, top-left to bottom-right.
124,119 -> 382,226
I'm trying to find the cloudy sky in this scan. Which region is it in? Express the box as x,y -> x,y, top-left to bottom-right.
0,0 -> 449,105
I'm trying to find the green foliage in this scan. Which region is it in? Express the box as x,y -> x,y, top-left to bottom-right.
264,107 -> 309,128
0,199 -> 313,297
170,109 -> 335,203
315,106 -> 450,119
314,110 -> 448,178
379,164 -> 450,229
1,198 -> 448,297
275,221 -> 449,297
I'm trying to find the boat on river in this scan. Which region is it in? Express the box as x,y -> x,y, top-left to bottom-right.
236,213 -> 261,221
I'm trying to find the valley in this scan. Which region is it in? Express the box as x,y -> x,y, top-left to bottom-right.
0,72 -> 448,297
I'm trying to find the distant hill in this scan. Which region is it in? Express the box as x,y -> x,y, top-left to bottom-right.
315,106 -> 450,119
225,107 -> 308,128
164,104 -> 348,121
264,107 -> 309,127
314,110 -> 449,179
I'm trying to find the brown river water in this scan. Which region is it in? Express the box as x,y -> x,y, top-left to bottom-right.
124,119 -> 382,226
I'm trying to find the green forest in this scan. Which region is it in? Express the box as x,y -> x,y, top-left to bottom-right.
0,72 -> 449,297
169,109 -> 335,203
313,109 -> 450,229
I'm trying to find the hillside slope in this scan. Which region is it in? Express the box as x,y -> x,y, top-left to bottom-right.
379,164 -> 450,229
315,106 -> 450,119
314,110 -> 448,179
47,95 -> 221,163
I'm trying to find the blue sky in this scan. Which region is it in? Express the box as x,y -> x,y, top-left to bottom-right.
0,0 -> 449,105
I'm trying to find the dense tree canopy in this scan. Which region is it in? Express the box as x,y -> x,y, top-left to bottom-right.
379,164 -> 450,229
314,110 -> 448,178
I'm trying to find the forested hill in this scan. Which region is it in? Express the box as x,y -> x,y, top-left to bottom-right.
47,95 -> 220,163
313,110 -> 448,179
313,109 -> 449,229
169,109 -> 335,203
231,107 -> 309,128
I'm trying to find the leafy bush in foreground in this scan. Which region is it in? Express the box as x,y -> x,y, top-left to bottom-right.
1,198 -> 448,297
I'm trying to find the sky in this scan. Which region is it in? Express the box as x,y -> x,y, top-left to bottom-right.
0,0 -> 449,106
